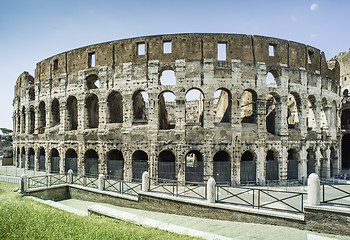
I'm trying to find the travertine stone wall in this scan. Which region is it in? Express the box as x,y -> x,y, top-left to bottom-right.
13,33 -> 341,185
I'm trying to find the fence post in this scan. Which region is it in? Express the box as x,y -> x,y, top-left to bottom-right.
68,169 -> 73,184
98,174 -> 105,191
142,171 -> 149,192
20,174 -> 28,193
207,177 -> 216,203
307,173 -> 320,206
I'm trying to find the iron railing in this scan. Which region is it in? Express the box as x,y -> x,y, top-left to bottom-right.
321,182 -> 350,207
72,175 -> 98,189
28,174 -> 67,188
217,186 -> 305,214
104,178 -> 142,196
149,177 -> 207,200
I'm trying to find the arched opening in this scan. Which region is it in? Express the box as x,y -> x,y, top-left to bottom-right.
107,150 -> 124,180
107,91 -> 123,123
307,149 -> 316,176
307,96 -> 317,131
86,74 -> 100,89
158,150 -> 176,182
133,90 -> 148,123
287,149 -> 299,180
213,151 -> 231,185
266,72 -> 276,87
266,150 -> 279,181
22,106 -> 26,133
28,148 -> 35,170
214,89 -> 231,124
39,101 -> 46,134
65,149 -> 78,174
241,90 -> 257,124
320,98 -> 328,130
342,134 -> 350,170
29,87 -> 35,101
185,89 -> 204,125
21,147 -> 25,168
320,149 -> 328,179
287,93 -> 300,129
29,106 -> 35,134
343,89 -> 349,98
341,109 -> 350,129
85,94 -> 99,129
132,150 -> 148,181
330,147 -> 336,177
160,70 -> 176,85
266,93 -> 280,135
17,114 -> 20,133
50,148 -> 60,174
51,98 -> 60,127
330,101 -> 337,130
39,147 -> 45,171
240,151 -> 256,184
16,147 -> 20,167
159,91 -> 176,130
185,151 -> 203,183
84,149 -> 99,177
67,96 -> 78,130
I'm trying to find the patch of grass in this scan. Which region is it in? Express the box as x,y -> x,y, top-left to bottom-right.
0,182 -> 201,239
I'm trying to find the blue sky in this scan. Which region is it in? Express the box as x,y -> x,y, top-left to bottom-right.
0,0 -> 349,129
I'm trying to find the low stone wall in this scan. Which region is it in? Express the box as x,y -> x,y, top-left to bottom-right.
304,205 -> 350,235
138,192 -> 305,229
27,185 -> 70,201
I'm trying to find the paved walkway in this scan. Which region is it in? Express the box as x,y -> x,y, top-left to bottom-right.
1,165 -> 350,240
55,198 -> 349,240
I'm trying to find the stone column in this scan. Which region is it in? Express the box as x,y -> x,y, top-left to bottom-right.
299,144 -> 308,181
257,143 -> 266,184
279,96 -> 289,136
280,141 -> 288,182
300,98 -> 308,138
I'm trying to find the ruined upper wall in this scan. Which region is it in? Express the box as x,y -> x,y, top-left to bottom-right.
16,33 -> 337,93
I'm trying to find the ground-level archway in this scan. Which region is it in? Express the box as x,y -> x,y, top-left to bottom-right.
213,151 -> 231,185
342,134 -> 350,170
185,151 -> 204,183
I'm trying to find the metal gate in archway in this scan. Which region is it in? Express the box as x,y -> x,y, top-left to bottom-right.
107,160 -> 124,180
51,157 -> 60,173
21,154 -> 25,168
287,159 -> 298,180
65,157 -> 78,174
39,156 -> 46,171
29,155 -> 35,170
240,161 -> 256,183
85,158 -> 98,177
213,161 -> 231,185
266,159 -> 279,181
132,160 -> 148,181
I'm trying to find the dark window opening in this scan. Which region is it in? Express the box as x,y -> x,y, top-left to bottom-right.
29,87 -> 35,101
39,148 -> 45,172
29,106 -> 35,134
132,150 -> 148,181
160,70 -> 176,86
213,151 -> 231,185
39,101 -> 46,134
22,106 -> 26,133
107,150 -> 124,180
307,149 -> 316,176
158,150 -> 176,182
65,149 -> 78,174
51,98 -> 60,126
29,148 -> 35,170
107,91 -> 123,123
67,96 -> 78,130
240,151 -> 256,184
53,59 -> 58,71
21,147 -> 26,168
266,150 -> 279,181
84,149 -> 99,177
85,94 -> 99,129
287,149 -> 299,180
86,74 -> 99,90
342,134 -> 350,170
50,148 -> 60,174
308,50 -> 313,64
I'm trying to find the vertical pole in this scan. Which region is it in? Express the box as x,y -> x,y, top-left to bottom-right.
98,174 -> 105,191
141,171 -> 149,192
207,177 -> 216,203
68,169 -> 73,184
307,173 -> 320,205
20,174 -> 28,193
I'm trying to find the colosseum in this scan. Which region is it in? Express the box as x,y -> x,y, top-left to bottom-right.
12,33 -> 343,185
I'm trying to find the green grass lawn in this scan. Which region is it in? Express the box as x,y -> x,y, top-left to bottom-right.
0,182 -> 201,240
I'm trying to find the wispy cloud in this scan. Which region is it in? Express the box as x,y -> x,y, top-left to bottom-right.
310,3 -> 318,11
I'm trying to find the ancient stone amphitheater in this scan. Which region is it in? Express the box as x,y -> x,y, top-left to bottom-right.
12,33 -> 341,185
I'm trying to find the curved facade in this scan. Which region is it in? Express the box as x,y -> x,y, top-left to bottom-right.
13,33 -> 341,184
